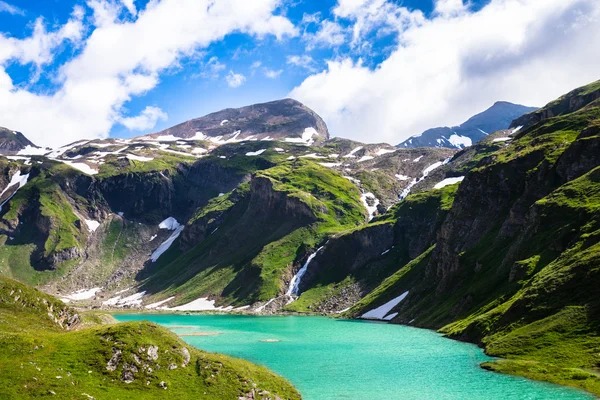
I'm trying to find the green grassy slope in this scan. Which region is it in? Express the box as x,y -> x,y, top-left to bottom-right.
139,159 -> 366,307
285,183 -> 458,313
0,276 -> 300,399
347,80 -> 600,396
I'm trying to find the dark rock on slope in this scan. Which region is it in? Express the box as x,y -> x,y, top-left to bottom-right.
398,101 -> 537,149
348,79 -> 600,396
0,127 -> 39,154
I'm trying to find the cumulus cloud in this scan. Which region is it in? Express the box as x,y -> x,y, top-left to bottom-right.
0,7 -> 85,69
195,56 -> 226,79
0,0 -> 297,147
119,106 -> 167,130
120,0 -> 137,16
264,68 -> 283,79
291,0 -> 600,144
333,0 -> 418,48
0,1 -> 24,16
304,20 -> 346,50
226,70 -> 246,87
287,54 -> 316,71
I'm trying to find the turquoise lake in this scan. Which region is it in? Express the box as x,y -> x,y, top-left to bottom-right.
114,314 -> 593,400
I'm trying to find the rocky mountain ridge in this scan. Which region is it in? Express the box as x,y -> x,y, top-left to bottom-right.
147,98 -> 329,145
398,101 -> 537,149
0,81 -> 599,396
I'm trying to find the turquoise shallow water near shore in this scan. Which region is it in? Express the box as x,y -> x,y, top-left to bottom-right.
114,314 -> 593,400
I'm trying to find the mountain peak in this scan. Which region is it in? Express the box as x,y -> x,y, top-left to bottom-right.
146,98 -> 329,145
398,101 -> 537,150
0,127 -> 39,154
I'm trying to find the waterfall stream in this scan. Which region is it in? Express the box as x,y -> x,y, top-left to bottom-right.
286,246 -> 324,297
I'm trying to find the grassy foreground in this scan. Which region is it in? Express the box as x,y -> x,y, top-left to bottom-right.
0,276 -> 300,399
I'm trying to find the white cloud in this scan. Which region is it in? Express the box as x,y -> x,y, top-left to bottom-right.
291,0 -> 600,144
119,106 -> 167,130
0,7 -> 85,68
264,68 -> 283,79
120,0 -> 137,16
333,0 -> 418,47
196,56 -> 226,79
0,1 -> 24,15
0,0 -> 297,148
434,0 -> 467,17
301,12 -> 321,25
251,60 -> 262,69
287,54 -> 316,71
304,20 -> 346,50
226,70 -> 246,88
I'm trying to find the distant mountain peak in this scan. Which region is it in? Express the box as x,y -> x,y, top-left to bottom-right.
0,127 -> 40,155
145,98 -> 329,146
398,101 -> 537,150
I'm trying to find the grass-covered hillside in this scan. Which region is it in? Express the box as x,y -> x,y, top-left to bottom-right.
0,276 -> 300,399
346,79 -> 600,396
284,182 -> 459,314
138,159 -> 366,308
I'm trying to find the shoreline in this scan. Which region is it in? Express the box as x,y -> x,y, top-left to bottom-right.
99,309 -> 598,398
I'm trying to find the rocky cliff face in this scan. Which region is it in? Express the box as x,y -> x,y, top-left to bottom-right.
290,184 -> 457,313
149,98 -> 329,144
0,127 -> 39,154
343,80 -> 600,395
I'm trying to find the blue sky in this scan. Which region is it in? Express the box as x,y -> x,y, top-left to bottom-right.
0,0 -> 599,147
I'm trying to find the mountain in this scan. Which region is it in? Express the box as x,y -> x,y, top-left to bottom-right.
327,79 -> 599,395
0,82 -> 599,397
398,101 -> 538,149
147,98 -> 329,145
0,99 -> 453,294
0,127 -> 40,154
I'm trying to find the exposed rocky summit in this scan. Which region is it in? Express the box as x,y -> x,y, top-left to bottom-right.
148,98 -> 329,144
0,127 -> 39,154
398,101 -> 537,149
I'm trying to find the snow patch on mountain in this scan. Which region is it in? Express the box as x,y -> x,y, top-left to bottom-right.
103,291 -> 147,307
159,217 -> 181,230
343,146 -> 363,158
152,218 -> 184,261
84,219 -> 100,232
59,161 -> 98,175
62,287 -> 102,301
0,171 -> 29,211
434,176 -> 465,189
361,192 -> 380,221
361,291 -> 409,320
448,134 -> 472,148
145,297 -> 175,309
246,149 -> 266,156
126,154 -> 154,162
17,145 -> 48,156
375,148 -> 396,156
283,127 -> 319,145
163,298 -> 233,311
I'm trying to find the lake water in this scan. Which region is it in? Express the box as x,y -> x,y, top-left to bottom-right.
114,314 -> 593,400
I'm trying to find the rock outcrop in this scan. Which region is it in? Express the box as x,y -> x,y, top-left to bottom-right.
149,98 -> 329,144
